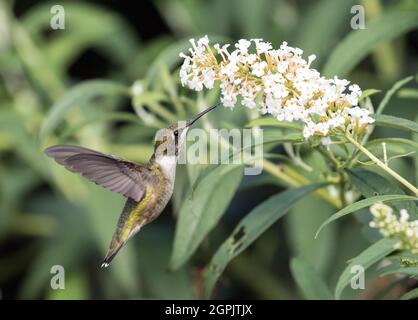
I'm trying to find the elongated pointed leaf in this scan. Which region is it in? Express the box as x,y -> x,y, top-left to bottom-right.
290,257 -> 333,300
323,11 -> 418,77
335,238 -> 398,299
286,195 -> 336,276
365,138 -> 418,158
376,76 -> 413,115
203,184 -> 322,298
360,89 -> 381,101
315,195 -> 418,238
295,0 -> 355,67
170,164 -> 244,270
349,169 -> 418,219
400,288 -> 418,300
398,88 -> 418,99
372,114 -> 418,134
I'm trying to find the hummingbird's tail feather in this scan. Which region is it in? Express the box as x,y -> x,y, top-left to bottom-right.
101,198 -> 145,268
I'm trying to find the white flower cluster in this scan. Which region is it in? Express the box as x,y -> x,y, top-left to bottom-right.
179,36 -> 374,138
369,203 -> 418,254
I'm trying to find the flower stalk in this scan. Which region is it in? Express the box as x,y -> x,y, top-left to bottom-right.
346,132 -> 418,196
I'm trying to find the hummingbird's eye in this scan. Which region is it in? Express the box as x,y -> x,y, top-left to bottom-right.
173,130 -> 179,137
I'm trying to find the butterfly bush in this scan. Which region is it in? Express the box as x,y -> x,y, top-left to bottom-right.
179,36 -> 374,139
369,203 -> 418,254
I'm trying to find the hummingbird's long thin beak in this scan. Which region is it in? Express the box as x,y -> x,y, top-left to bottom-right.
186,102 -> 220,127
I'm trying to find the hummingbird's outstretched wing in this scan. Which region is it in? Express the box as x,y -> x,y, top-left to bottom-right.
44,145 -> 147,202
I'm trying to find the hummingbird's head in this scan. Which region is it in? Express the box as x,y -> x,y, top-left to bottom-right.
153,103 -> 219,160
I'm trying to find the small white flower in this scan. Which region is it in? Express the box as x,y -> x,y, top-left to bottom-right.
189,76 -> 203,91
349,84 -> 362,96
369,205 -> 418,254
258,42 -> 272,54
400,209 -> 410,223
327,185 -> 339,198
370,202 -> 393,217
242,97 -> 256,109
235,39 -> 251,54
321,137 -> 332,146
202,68 -> 215,89
221,95 -> 237,107
244,54 -> 257,65
131,80 -> 143,97
277,60 -> 289,73
307,54 -> 316,67
251,61 -> 267,77
197,35 -> 209,47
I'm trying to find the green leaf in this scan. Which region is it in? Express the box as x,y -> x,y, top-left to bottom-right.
360,89 -> 381,101
365,138 -> 418,158
0,109 -> 49,178
12,21 -> 65,101
334,238 -> 398,299
349,169 -> 418,219
376,76 -> 414,115
285,151 -> 335,274
400,288 -> 418,300
290,256 -> 333,300
40,80 -> 129,140
315,194 -> 418,238
286,195 -> 336,276
376,254 -> 418,278
203,184 -> 322,298
260,131 -> 304,146
379,266 -> 418,277
398,88 -> 418,99
170,164 -> 244,270
295,0 -> 355,67
373,114 -> 418,134
414,115 -> 418,198
323,11 -> 418,77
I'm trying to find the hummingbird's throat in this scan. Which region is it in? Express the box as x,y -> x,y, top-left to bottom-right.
156,155 -> 177,181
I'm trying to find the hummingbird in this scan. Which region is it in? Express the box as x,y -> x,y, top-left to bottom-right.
44,103 -> 218,268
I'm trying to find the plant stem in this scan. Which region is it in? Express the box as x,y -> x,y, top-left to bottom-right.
317,145 -> 341,170
262,160 -> 300,186
345,132 -> 418,195
263,160 -> 342,208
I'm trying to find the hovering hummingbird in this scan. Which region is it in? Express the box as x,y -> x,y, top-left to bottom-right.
44,103 -> 218,268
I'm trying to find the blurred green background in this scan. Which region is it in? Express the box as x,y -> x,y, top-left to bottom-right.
1,0 -> 418,299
